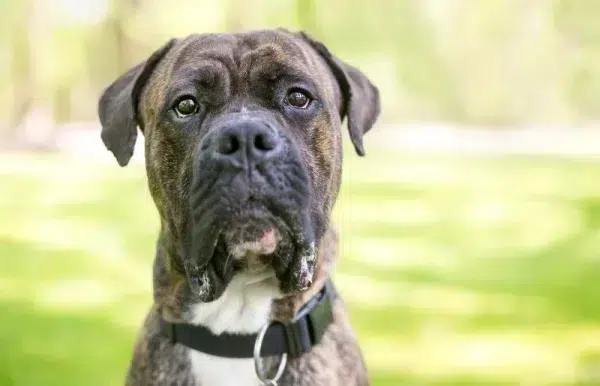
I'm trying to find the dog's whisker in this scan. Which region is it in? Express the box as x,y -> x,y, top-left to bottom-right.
223,251 -> 234,274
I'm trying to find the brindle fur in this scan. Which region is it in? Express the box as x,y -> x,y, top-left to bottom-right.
98,29 -> 379,386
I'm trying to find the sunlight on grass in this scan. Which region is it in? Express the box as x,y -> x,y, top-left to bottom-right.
350,238 -> 459,269
36,279 -> 116,309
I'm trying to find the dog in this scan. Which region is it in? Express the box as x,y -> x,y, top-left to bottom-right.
98,29 -> 380,386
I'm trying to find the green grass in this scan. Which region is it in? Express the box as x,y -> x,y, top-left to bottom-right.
1,150 -> 600,385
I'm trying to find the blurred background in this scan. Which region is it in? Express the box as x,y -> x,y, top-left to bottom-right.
1,1 -> 600,385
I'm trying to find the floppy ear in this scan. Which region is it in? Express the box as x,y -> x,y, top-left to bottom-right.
299,32 -> 380,156
98,39 -> 176,166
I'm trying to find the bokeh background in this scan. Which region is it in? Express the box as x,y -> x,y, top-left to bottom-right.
1,1 -> 600,385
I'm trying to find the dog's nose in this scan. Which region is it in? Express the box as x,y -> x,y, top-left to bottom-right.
211,121 -> 282,167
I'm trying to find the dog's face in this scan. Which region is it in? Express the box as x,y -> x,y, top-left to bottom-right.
98,30 -> 379,302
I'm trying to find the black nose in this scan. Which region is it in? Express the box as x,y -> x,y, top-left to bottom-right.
210,120 -> 282,167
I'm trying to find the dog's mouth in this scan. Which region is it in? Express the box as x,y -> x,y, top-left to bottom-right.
184,200 -> 317,302
221,203 -> 290,272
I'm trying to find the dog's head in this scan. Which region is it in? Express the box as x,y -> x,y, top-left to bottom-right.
98,30 -> 379,302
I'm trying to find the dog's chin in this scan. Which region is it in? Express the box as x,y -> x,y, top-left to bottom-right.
185,206 -> 317,303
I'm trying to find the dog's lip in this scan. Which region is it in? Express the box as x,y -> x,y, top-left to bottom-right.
221,200 -> 291,248
227,227 -> 279,258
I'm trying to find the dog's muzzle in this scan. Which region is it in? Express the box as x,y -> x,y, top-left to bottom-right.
183,114 -> 317,302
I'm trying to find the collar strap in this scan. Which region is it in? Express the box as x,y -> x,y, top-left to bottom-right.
159,280 -> 336,359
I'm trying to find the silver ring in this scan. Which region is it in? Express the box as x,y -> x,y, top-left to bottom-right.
254,321 -> 287,386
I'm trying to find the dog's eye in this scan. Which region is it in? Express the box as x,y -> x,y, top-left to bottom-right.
285,89 -> 311,109
174,98 -> 199,117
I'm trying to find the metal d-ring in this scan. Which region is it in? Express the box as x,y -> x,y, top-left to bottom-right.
254,321 -> 287,386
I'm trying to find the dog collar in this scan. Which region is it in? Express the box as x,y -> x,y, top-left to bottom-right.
159,279 -> 336,359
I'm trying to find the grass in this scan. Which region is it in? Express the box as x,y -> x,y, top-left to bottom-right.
1,149 -> 600,385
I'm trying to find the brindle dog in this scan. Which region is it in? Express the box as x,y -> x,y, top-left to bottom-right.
98,29 -> 380,386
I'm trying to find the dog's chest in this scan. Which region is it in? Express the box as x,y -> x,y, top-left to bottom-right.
188,354 -> 260,386
187,273 -> 279,386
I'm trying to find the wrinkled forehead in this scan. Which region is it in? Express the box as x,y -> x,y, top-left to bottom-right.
166,30 -> 329,88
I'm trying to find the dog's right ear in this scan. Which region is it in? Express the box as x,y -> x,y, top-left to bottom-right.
299,32 -> 380,157
98,39 -> 176,167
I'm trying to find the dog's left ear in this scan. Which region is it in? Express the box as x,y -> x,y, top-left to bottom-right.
299,32 -> 380,156
98,39 -> 176,166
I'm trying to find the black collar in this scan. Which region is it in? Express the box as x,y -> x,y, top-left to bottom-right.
159,280 -> 336,359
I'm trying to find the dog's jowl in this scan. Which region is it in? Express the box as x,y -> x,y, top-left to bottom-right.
98,29 -> 380,386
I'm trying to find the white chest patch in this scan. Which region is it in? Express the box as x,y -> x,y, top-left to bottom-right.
187,271 -> 281,386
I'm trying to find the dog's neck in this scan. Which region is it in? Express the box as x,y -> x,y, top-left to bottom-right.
152,224 -> 338,333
